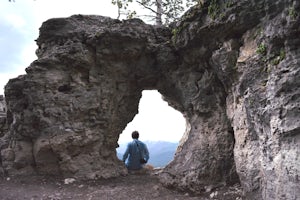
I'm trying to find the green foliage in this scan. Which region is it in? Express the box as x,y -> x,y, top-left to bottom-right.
279,49 -> 286,60
171,27 -> 180,45
255,27 -> 263,38
271,49 -> 286,65
225,0 -> 234,8
208,0 -> 220,19
172,28 -> 179,36
95,32 -> 102,38
127,10 -> 137,19
256,43 -> 267,55
288,6 -> 298,19
171,21 -> 190,44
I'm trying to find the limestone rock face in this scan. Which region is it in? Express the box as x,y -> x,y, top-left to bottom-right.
3,16 -> 172,179
0,95 -> 7,176
0,95 -> 6,135
0,0 -> 299,199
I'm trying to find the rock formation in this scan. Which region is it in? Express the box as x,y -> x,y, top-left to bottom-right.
0,0 -> 299,199
0,95 -> 7,141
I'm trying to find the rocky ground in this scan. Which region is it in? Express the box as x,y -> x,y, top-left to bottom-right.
0,171 -> 244,200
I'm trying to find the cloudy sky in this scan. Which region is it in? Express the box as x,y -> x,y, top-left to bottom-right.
0,0 -> 186,143
0,0 -> 119,95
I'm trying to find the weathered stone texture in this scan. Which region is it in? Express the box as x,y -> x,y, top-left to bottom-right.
159,1 -> 299,199
0,95 -> 6,137
0,0 -> 299,199
3,16 -> 172,179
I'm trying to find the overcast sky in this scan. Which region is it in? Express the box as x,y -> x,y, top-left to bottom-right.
0,0 -> 186,143
119,90 -> 186,143
0,0 -> 119,95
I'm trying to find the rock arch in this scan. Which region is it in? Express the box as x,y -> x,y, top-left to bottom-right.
1,1 -> 300,199
3,14 -> 237,187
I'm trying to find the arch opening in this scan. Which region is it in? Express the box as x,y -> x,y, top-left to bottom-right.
116,90 -> 186,168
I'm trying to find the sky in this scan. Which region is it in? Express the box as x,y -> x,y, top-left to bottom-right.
0,0 -> 186,143
119,90 -> 186,144
0,0 -> 120,95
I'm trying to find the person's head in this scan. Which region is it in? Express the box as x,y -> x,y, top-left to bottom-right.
132,131 -> 139,139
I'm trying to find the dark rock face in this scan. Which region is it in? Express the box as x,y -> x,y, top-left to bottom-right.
0,95 -> 6,132
1,0 -> 299,199
3,16 -> 170,179
0,95 -> 7,176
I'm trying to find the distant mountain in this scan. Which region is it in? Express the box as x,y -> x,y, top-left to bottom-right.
116,141 -> 178,168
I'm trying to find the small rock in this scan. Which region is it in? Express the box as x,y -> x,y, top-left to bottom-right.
210,191 -> 218,198
205,185 -> 213,192
64,178 -> 76,184
152,192 -> 160,198
153,185 -> 160,190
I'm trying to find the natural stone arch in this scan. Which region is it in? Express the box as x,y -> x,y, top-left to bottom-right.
157,63 -> 239,193
2,16 -> 177,178
1,1 -> 300,199
2,15 -> 238,188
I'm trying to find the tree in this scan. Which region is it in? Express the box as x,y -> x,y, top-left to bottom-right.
112,0 -> 200,25
8,0 -> 200,25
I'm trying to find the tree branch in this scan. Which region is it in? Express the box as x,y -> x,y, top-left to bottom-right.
136,0 -> 158,15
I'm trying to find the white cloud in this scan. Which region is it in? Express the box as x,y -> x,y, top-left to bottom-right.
4,14 -> 27,29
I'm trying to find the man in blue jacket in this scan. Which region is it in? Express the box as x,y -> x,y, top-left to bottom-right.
122,131 -> 149,171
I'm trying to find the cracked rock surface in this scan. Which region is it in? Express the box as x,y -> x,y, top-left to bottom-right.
0,0 -> 299,199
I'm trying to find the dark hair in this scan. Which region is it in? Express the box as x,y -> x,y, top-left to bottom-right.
132,131 -> 139,139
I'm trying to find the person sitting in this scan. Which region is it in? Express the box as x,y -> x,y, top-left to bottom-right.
122,131 -> 149,171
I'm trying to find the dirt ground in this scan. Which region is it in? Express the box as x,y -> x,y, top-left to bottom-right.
0,172 -> 244,200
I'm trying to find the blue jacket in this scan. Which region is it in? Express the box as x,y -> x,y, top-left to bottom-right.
122,139 -> 149,170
